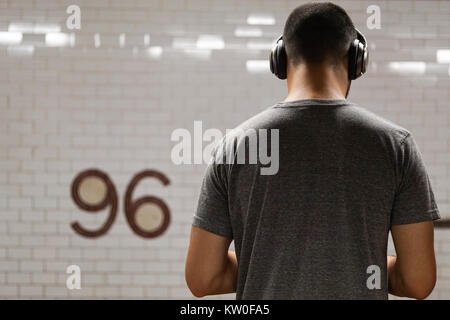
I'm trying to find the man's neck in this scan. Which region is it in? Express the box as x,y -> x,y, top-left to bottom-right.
284,62 -> 348,102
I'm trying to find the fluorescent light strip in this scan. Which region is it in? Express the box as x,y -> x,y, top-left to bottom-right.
235,27 -> 263,38
0,31 -> 23,45
246,60 -> 270,73
196,35 -> 224,50
147,46 -> 163,59
45,33 -> 70,47
94,33 -> 101,48
144,34 -> 151,47
388,61 -> 426,75
247,41 -> 273,50
437,49 -> 450,63
184,48 -> 211,60
8,22 -> 61,34
119,33 -> 126,48
8,22 -> 34,33
172,38 -> 196,49
7,45 -> 34,56
33,23 -> 61,34
247,14 -> 275,25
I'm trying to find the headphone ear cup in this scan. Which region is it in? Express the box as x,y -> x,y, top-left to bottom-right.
270,44 -> 279,77
270,37 -> 287,80
361,47 -> 369,74
276,39 -> 287,80
348,39 -> 359,80
269,48 -> 274,74
355,42 -> 364,79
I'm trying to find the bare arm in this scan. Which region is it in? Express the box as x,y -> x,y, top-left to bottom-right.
388,221 -> 437,299
185,226 -> 238,297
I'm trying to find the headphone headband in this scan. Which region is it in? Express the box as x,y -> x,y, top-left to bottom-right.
355,28 -> 367,47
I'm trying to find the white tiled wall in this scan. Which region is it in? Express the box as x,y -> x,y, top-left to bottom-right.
0,0 -> 449,299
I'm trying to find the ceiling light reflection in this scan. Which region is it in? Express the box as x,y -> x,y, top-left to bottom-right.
147,46 -> 163,59
172,38 -> 196,49
33,23 -> 61,34
388,61 -> 426,75
0,31 -> 23,45
184,48 -> 211,60
119,33 -> 126,48
9,22 -> 61,34
94,33 -> 101,48
196,35 -> 225,50
235,27 -> 263,38
246,60 -> 269,73
437,50 -> 450,63
246,41 -> 273,50
144,34 -> 151,47
7,45 -> 34,56
45,33 -> 70,47
8,22 -> 34,33
247,14 -> 276,25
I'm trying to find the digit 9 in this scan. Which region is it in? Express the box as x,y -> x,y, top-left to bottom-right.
71,169 -> 118,238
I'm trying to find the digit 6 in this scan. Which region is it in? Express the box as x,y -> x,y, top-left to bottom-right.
71,169 -> 118,238
124,170 -> 171,238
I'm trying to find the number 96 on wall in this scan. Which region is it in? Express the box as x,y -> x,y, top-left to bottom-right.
70,169 -> 171,239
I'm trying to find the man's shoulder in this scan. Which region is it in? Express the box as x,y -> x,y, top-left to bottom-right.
344,103 -> 411,144
233,105 -> 279,131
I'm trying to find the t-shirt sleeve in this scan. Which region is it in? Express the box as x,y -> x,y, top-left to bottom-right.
391,134 -> 440,226
193,161 -> 233,239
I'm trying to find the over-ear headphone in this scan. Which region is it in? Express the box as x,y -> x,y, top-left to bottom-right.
269,28 -> 369,81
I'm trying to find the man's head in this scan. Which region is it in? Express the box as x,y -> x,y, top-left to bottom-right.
283,2 -> 357,68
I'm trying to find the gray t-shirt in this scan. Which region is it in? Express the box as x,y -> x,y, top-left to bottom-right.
193,99 -> 440,300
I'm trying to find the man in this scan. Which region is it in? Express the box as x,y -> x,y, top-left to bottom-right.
185,2 -> 440,299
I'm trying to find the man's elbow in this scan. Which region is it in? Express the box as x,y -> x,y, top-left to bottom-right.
186,279 -> 208,298
402,271 -> 437,300
185,270 -> 212,298
408,284 -> 435,300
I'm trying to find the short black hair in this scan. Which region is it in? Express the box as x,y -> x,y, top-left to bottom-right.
283,2 -> 357,66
